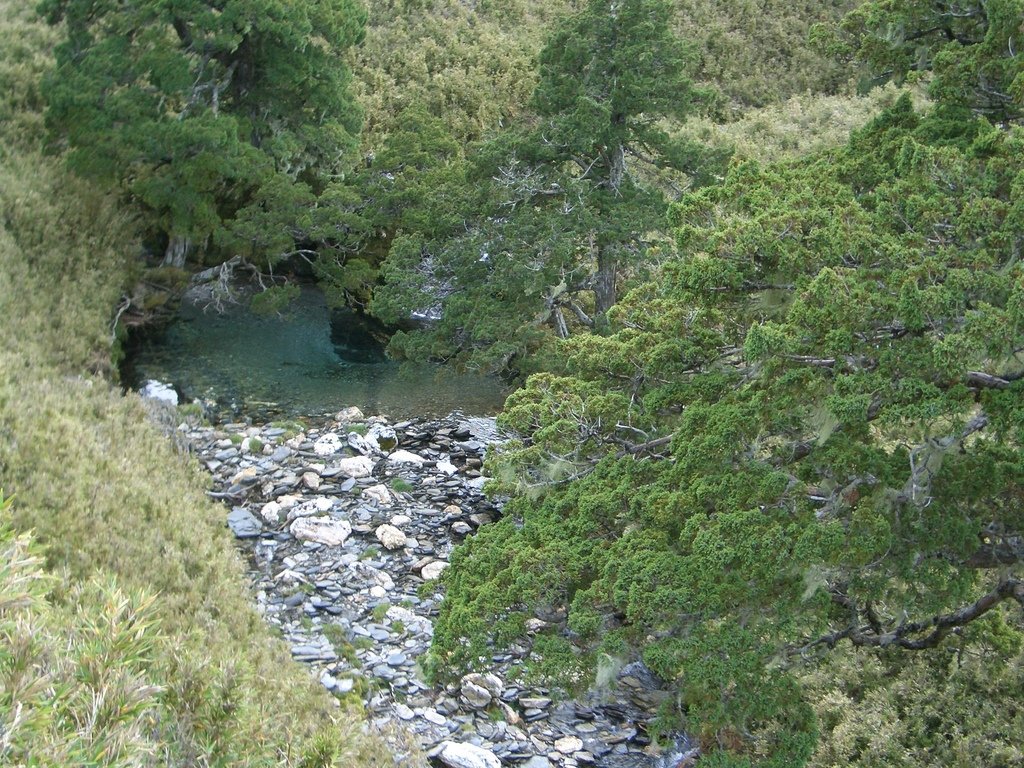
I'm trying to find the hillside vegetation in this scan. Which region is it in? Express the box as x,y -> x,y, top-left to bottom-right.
0,4 -> 386,765
6,0 -> 1024,766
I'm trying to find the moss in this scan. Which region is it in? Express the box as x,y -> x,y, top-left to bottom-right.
370,602 -> 391,622
389,477 -> 414,493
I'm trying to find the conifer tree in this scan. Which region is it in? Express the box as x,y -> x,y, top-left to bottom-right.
372,0 -> 718,374
40,0 -> 366,268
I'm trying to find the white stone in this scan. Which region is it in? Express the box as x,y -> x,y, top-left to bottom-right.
290,517 -> 351,547
347,432 -> 377,456
420,560 -> 449,581
388,449 -> 425,465
375,523 -> 407,550
554,736 -> 583,755
436,457 -> 458,475
438,741 -> 501,768
390,514 -> 412,527
141,379 -> 178,405
367,424 -> 398,451
332,455 -> 376,478
276,494 -> 302,510
362,484 -> 392,505
462,672 -> 504,699
313,432 -> 344,456
302,471 -> 321,490
369,585 -> 388,599
312,496 -> 333,512
259,501 -> 282,524
335,406 -> 365,422
395,703 -> 415,720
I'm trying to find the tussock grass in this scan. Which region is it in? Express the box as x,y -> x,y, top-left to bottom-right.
0,3 -> 389,765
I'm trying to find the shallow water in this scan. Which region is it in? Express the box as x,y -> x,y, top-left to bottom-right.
123,286 -> 508,419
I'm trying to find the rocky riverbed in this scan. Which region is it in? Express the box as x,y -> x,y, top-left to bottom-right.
174,406 -> 698,768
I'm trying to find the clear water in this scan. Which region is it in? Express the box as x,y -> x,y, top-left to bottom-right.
123,286 -> 508,420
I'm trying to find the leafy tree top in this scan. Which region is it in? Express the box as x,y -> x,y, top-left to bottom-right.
40,0 -> 366,265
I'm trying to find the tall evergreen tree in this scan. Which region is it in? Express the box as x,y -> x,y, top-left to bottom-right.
372,0 -> 719,375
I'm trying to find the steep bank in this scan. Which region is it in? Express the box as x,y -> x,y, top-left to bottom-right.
0,2 -> 388,764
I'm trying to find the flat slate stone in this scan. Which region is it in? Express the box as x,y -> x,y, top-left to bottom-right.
227,507 -> 261,538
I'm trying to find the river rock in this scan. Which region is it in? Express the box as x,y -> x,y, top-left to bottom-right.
231,466 -> 259,485
347,432 -> 377,456
259,501 -> 282,524
420,560 -> 449,580
460,681 -> 492,710
333,455 -> 375,478
336,406 -> 364,422
290,516 -> 352,546
362,484 -> 391,505
367,423 -> 398,451
554,735 -> 583,754
388,449 -> 425,465
465,672 -> 504,698
227,507 -> 261,538
375,524 -> 407,550
313,433 -> 344,456
437,741 -> 502,768
460,673 -> 503,710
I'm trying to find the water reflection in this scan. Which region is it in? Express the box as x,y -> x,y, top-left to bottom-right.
123,286 -> 508,419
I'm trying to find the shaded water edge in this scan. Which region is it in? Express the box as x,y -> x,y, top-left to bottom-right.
120,284 -> 508,422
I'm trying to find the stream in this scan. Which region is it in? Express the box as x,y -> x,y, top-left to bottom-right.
128,285 -> 696,767
122,285 -> 508,421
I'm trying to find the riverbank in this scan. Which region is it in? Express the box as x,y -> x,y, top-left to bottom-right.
181,404 -> 699,768
0,4 -> 389,761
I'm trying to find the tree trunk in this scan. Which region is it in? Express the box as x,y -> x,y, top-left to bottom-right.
162,235 -> 191,268
608,141 -> 625,195
594,244 -> 617,315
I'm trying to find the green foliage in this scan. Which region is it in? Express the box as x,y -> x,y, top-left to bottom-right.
803,641 -> 1024,767
0,499 -> 164,766
373,0 -> 721,375
389,478 -> 414,493
434,94 -> 1024,763
40,0 -> 366,267
250,283 -> 301,317
831,0 -> 1024,122
675,0 -> 858,109
352,0 -> 559,149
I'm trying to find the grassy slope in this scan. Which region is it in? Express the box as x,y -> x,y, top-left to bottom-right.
0,4 -> 388,766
